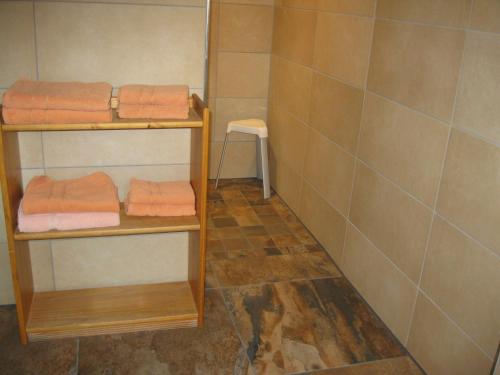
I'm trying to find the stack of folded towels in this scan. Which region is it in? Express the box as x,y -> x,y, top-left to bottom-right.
118,84 -> 189,120
125,179 -> 195,217
18,172 -> 120,232
2,80 -> 113,124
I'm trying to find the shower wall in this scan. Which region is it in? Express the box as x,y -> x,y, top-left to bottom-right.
267,1 -> 500,374
207,0 -> 274,178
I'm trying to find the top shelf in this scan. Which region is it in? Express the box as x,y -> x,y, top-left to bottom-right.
0,108 -> 203,132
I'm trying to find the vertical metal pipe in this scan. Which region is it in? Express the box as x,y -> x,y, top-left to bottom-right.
203,0 -> 212,103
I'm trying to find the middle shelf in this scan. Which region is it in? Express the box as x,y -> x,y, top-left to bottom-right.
14,203 -> 200,241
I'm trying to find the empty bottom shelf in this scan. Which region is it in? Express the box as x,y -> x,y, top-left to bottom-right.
26,281 -> 198,341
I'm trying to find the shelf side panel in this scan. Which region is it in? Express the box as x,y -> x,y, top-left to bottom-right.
0,131 -> 33,344
189,100 -> 209,325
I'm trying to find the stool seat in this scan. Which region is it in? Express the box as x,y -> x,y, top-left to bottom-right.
227,119 -> 268,138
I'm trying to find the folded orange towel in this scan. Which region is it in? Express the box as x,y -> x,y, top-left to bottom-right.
118,84 -> 188,107
125,201 -> 195,217
118,104 -> 188,120
127,179 -> 195,205
3,80 -> 112,111
23,172 -> 120,214
2,108 -> 112,125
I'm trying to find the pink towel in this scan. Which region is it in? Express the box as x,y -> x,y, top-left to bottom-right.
3,80 -> 112,111
18,201 -> 120,232
127,179 -> 195,205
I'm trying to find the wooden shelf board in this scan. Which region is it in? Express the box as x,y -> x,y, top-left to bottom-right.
0,108 -> 202,132
14,204 -> 200,241
27,281 -> 198,341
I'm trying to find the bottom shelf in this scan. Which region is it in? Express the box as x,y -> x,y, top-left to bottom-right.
26,281 -> 198,341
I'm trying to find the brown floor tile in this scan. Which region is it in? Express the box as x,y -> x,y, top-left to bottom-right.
78,290 -> 250,375
271,233 -> 302,247
302,356 -> 423,375
247,235 -> 276,249
213,216 -> 239,228
217,227 -> 244,239
207,239 -> 225,252
222,279 -> 404,374
265,223 -> 292,235
253,205 -> 278,216
0,306 -> 77,375
222,237 -> 253,251
242,225 -> 268,237
212,251 -> 341,287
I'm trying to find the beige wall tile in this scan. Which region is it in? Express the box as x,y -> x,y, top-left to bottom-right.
213,98 -> 267,142
52,233 -> 188,290
309,73 -> 364,153
303,129 -> 355,216
0,200 -> 6,243
219,3 -> 273,53
408,293 -> 493,375
454,32 -> 500,144
42,129 -> 191,168
350,163 -> 433,282
217,52 -> 270,98
30,241 -> 55,292
299,181 -> 346,262
222,0 -> 274,5
0,1 -> 36,87
358,93 -> 449,206
376,0 -> 472,28
35,2 -> 205,87
269,56 -> 313,122
272,7 -> 316,66
208,0 -> 219,99
268,107 -> 309,175
269,156 -> 303,213
317,0 -> 376,16
422,217 -> 500,357
209,141 -> 257,178
342,224 -> 417,342
470,0 -> 500,33
276,0 -> 376,16
45,164 -> 190,201
437,130 -> 500,255
313,13 -> 374,87
0,243 -> 14,305
18,132 -> 44,169
368,20 -> 465,121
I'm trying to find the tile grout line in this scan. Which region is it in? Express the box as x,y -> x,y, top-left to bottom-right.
341,0 -> 377,267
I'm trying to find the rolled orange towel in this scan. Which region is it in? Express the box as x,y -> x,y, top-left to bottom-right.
127,179 -> 195,206
118,84 -> 188,107
125,201 -> 195,217
117,104 -> 188,120
22,172 -> 120,214
3,80 -> 112,111
2,108 -> 112,125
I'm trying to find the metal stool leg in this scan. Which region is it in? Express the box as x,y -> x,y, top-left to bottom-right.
259,137 -> 271,199
215,133 -> 229,189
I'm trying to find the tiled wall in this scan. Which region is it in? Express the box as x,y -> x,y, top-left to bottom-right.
207,0 -> 273,178
0,0 -> 207,303
268,1 -> 500,374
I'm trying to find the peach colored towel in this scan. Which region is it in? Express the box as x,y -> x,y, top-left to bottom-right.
18,201 -> 119,232
118,85 -> 188,107
2,108 -> 112,124
3,80 -> 112,111
127,179 -> 195,205
23,172 -> 120,215
118,104 -> 188,120
125,201 -> 195,217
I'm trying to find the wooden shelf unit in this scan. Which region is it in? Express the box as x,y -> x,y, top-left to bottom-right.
0,94 -> 210,344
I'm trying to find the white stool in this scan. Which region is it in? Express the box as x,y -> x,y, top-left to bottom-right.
215,119 -> 271,199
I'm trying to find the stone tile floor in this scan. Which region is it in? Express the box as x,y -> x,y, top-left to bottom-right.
0,179 -> 424,375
